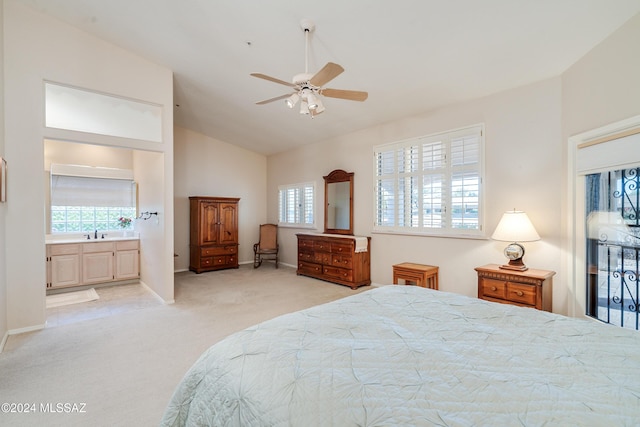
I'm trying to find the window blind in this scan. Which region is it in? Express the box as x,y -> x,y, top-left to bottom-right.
50,164 -> 136,208
51,175 -> 136,207
374,124 -> 484,237
278,182 -> 315,226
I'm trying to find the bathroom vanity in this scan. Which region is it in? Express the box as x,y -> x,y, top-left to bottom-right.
46,237 -> 140,289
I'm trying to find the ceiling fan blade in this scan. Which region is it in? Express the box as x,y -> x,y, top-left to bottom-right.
321,88 -> 368,102
309,62 -> 344,87
250,73 -> 296,88
256,93 -> 293,105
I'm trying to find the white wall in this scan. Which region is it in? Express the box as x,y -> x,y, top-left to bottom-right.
3,0 -> 174,331
269,78 -> 565,311
0,0 -> 7,347
173,126 -> 267,271
133,150 -> 174,301
561,13 -> 640,315
562,13 -> 640,138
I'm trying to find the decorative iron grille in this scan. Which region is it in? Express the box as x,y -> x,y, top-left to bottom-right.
586,167 -> 640,330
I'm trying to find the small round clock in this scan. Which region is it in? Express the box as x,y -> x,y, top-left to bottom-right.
504,242 -> 525,261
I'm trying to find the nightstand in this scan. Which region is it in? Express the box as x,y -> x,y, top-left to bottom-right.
475,264 -> 555,312
393,263 -> 439,290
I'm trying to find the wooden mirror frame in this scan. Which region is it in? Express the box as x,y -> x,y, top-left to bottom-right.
324,169 -> 354,235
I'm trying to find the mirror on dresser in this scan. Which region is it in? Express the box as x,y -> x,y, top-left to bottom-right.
324,169 -> 354,235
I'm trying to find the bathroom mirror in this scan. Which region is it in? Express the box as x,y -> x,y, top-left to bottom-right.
324,169 -> 354,235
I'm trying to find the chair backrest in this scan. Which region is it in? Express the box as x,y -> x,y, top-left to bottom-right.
258,224 -> 278,250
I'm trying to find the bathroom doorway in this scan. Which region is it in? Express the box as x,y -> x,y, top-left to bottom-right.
44,139 -> 166,326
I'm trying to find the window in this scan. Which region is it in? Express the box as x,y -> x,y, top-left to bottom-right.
278,182 -> 315,228
585,167 -> 640,330
374,124 -> 484,237
50,164 -> 137,233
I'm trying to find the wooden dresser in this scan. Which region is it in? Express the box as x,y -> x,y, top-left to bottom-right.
297,233 -> 371,289
189,196 -> 239,273
475,264 -> 555,312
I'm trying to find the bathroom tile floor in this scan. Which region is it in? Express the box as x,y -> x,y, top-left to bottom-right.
46,283 -> 163,328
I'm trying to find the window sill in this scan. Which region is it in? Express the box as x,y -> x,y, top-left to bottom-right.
372,229 -> 488,240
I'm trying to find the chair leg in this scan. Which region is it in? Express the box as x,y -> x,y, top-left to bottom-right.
275,255 -> 278,269
253,252 -> 261,268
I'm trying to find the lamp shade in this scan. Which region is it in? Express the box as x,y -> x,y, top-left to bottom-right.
491,210 -> 540,242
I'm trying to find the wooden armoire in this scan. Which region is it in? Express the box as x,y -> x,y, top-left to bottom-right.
189,196 -> 239,273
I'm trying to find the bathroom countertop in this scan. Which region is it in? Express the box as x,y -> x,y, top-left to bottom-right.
45,235 -> 140,244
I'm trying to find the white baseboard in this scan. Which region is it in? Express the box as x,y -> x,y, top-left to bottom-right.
139,280 -> 174,305
0,331 -> 8,353
8,323 -> 46,336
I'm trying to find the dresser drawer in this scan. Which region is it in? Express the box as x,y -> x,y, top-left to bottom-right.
315,252 -> 330,264
298,251 -> 314,263
298,261 -> 322,275
201,245 -> 237,257
331,242 -> 353,254
323,265 -> 353,282
506,282 -> 537,306
331,253 -> 353,269
480,278 -> 507,300
314,240 -> 331,252
298,238 -> 314,250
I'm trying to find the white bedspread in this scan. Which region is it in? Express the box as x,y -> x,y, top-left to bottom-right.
161,285 -> 640,426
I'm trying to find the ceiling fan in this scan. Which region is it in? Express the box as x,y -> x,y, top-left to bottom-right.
251,19 -> 368,117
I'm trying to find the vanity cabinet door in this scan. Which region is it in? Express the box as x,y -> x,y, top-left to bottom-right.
49,244 -> 81,288
115,250 -> 139,279
83,251 -> 114,284
50,254 -> 81,288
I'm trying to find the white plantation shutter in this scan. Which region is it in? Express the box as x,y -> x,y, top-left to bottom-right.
279,182 -> 315,227
374,124 -> 484,237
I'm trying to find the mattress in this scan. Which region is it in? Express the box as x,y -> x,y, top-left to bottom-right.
161,285 -> 640,426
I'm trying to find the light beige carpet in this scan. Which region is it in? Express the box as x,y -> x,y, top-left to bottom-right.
0,264 -> 371,426
45,288 -> 99,308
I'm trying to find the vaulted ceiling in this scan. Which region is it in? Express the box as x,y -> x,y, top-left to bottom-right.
18,0 -> 640,155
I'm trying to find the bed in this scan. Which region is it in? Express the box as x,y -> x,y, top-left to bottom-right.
161,285 -> 640,426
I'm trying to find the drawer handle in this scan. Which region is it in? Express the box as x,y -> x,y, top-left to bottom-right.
516,290 -> 524,297
491,286 -> 497,291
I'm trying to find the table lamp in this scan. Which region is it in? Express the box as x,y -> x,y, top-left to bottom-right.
491,209 -> 540,271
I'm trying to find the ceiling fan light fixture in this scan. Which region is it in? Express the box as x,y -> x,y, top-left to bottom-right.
285,93 -> 299,109
313,98 -> 325,114
306,92 -> 319,110
299,99 -> 309,115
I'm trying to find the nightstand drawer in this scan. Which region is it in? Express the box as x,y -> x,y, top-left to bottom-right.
475,264 -> 555,312
481,278 -> 507,300
506,282 -> 537,306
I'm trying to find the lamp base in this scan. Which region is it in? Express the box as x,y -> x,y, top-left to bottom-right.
499,264 -> 528,271
499,257 -> 528,271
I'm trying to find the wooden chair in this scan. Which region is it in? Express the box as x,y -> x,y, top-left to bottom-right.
253,224 -> 278,268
